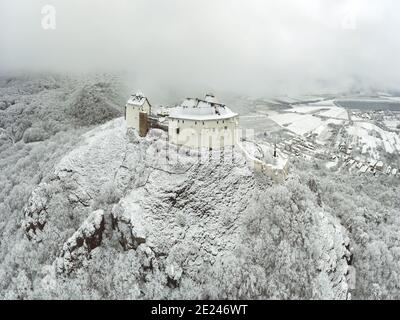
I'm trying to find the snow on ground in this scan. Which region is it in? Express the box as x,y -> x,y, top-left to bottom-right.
269,111 -> 344,138
20,116 -> 351,299
347,124 -> 378,157
267,100 -> 347,138
274,96 -> 302,104
308,100 -> 337,107
346,122 -> 400,156
314,119 -> 343,144
351,115 -> 366,121
269,113 -> 323,135
286,100 -> 348,120
319,106 -> 348,120
358,122 -> 400,153
385,120 -> 400,130
326,160 -> 338,169
287,106 -> 328,114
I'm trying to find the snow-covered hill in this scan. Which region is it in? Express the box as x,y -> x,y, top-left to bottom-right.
19,118 -> 351,299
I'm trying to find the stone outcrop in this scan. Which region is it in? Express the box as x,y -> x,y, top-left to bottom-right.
23,186 -> 51,241
57,210 -> 105,274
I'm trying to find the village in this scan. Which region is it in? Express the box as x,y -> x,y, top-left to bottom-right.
235,94 -> 400,180
276,133 -> 399,178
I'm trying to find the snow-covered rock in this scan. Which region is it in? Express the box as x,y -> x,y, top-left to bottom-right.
23,187 -> 50,241
22,117 -> 351,299
57,210 -> 105,274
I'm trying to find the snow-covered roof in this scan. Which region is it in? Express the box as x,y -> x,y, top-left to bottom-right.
127,92 -> 150,107
169,96 -> 238,121
205,94 -> 218,103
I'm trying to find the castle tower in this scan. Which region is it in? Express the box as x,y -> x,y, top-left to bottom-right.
125,92 -> 152,137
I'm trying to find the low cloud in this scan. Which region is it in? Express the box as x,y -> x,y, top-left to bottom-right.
1,0 -> 399,99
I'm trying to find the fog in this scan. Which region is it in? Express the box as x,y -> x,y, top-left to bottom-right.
1,0 -> 400,99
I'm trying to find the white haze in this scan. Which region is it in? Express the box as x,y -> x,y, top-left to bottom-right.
1,0 -> 400,99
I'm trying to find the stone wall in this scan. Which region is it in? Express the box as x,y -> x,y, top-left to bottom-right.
237,142 -> 289,183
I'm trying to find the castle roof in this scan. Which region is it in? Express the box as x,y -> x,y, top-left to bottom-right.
169,96 -> 238,121
127,92 -> 151,107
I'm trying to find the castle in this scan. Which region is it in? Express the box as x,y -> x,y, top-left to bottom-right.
125,92 -> 289,182
168,95 -> 239,150
125,93 -> 239,150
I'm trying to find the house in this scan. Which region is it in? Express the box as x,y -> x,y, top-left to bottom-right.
125,92 -> 152,137
375,161 -> 384,171
168,95 -> 239,150
369,160 -> 378,168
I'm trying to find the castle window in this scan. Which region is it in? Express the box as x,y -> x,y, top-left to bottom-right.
195,121 -> 197,125
202,121 -> 205,125
178,120 -> 180,123
183,120 -> 185,124
224,126 -> 228,130
217,121 -> 219,124
176,128 -> 180,135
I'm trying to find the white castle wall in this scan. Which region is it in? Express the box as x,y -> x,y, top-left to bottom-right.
237,143 -> 289,183
168,116 -> 239,150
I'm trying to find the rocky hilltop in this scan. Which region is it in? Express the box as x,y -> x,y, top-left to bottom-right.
21,118 -> 351,299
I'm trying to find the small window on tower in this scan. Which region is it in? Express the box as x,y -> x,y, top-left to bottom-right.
176,128 -> 180,134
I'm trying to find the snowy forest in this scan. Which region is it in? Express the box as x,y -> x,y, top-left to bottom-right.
0,74 -> 399,300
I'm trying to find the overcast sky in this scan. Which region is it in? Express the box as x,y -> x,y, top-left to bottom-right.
1,0 -> 399,98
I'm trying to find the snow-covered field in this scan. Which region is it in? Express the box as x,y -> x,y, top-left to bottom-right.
269,112 -> 337,136
268,100 -> 346,138
319,106 -> 348,120
385,120 -> 400,130
286,100 -> 348,119
347,122 -> 400,157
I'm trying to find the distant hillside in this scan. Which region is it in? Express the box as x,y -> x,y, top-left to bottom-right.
0,74 -> 124,144
0,74 -> 126,300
